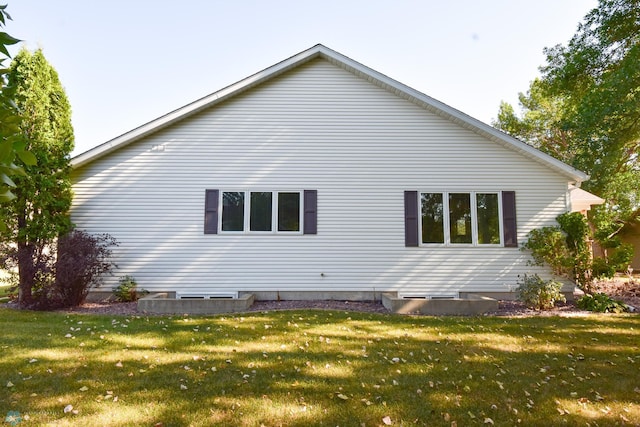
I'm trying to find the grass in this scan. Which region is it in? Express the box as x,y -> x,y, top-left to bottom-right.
0,283 -> 14,302
0,308 -> 639,426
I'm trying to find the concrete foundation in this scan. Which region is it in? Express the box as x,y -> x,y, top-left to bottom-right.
85,290 -> 117,302
89,288 -> 579,316
138,292 -> 255,315
382,293 -> 498,315
251,290 -> 382,301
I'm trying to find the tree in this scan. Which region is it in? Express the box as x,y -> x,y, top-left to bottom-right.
0,4 -> 34,231
494,79 -> 574,164
0,48 -> 74,307
494,0 -> 640,249
542,0 -> 640,223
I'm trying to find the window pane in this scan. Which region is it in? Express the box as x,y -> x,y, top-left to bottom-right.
278,192 -> 300,231
421,193 -> 444,243
477,193 -> 500,244
250,192 -> 272,231
222,192 -> 244,231
449,193 -> 472,244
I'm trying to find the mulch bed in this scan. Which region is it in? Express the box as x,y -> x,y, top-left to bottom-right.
593,278 -> 640,308
6,278 -> 639,317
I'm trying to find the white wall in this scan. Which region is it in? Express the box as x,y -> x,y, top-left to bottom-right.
72,58 -> 568,296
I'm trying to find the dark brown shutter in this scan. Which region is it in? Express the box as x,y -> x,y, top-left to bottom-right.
303,190 -> 317,234
204,189 -> 219,234
502,191 -> 517,247
404,191 -> 419,247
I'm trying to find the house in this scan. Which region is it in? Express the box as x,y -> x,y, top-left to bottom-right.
620,221 -> 640,273
71,44 -> 593,303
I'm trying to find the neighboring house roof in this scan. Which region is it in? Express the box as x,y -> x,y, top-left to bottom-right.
569,184 -> 605,212
70,44 -> 589,183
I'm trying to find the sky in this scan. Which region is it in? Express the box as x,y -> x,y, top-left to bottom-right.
6,0 -> 598,156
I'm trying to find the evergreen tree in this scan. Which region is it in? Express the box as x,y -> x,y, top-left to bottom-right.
0,48 -> 74,306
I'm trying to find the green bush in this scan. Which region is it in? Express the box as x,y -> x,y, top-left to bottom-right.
113,275 -> 142,302
516,273 -> 566,310
576,293 -> 628,313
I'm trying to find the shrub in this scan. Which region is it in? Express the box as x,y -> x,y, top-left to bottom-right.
516,273 -> 566,310
576,293 -> 628,313
113,275 -> 143,302
1,229 -> 118,309
523,212 -> 636,293
521,226 -> 571,276
52,230 -> 118,308
24,230 -> 118,310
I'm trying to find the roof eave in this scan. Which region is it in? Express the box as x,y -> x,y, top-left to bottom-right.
71,45 -> 327,168
315,46 -> 589,183
71,44 -> 590,184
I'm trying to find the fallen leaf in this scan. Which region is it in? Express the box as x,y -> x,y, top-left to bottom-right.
6,381 -> 14,388
484,418 -> 494,425
79,386 -> 88,392
64,404 -> 73,413
336,393 -> 349,400
382,415 -> 393,425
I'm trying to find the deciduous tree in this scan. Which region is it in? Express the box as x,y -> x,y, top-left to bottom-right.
494,0 -> 640,248
0,4 -> 34,232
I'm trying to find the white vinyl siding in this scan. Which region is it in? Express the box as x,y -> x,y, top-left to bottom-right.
71,58 -> 570,296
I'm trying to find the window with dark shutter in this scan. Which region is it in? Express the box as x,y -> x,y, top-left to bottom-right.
303,190 -> 317,235
502,191 -> 518,247
404,191 -> 419,247
204,189 -> 219,234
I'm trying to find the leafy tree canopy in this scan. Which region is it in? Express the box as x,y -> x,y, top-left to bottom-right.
494,0 -> 640,237
0,4 -> 33,232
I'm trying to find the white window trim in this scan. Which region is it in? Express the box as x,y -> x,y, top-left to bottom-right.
419,191 -> 504,247
219,190 -> 303,234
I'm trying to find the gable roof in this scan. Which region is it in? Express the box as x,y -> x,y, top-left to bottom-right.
71,44 -> 588,183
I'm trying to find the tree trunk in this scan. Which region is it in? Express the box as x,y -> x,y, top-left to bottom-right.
17,241 -> 37,306
16,206 -> 37,307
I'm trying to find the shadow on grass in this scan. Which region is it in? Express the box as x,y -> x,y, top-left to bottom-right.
0,308 -> 638,426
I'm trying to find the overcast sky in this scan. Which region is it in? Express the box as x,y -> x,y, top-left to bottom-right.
7,0 -> 597,155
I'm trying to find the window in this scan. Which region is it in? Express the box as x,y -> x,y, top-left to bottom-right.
420,191 -> 503,246
221,191 -> 244,232
221,191 -> 302,233
278,192 -> 301,231
421,193 -> 444,244
250,192 -> 272,231
205,189 -> 317,235
476,193 -> 500,244
449,193 -> 472,244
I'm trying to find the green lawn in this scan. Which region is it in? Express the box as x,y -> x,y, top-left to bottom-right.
0,284 -> 14,302
1,308 -> 638,426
